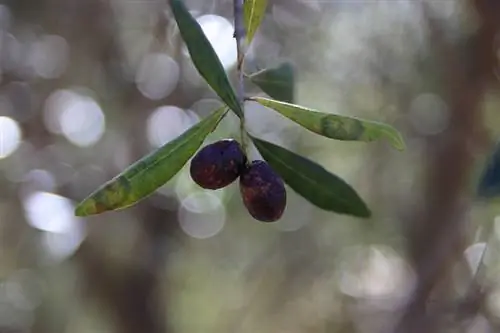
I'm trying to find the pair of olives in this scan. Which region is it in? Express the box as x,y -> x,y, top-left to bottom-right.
190,139 -> 286,222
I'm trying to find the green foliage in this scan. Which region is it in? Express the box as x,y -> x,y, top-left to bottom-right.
252,97 -> 405,150
251,137 -> 371,218
244,0 -> 267,45
75,0 -> 405,219
75,107 -> 227,216
248,63 -> 294,103
170,0 -> 243,118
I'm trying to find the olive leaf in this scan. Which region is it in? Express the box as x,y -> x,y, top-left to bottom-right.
252,97 -> 405,151
251,136 -> 371,218
244,0 -> 267,45
75,107 -> 228,216
248,62 -> 294,103
170,0 -> 243,118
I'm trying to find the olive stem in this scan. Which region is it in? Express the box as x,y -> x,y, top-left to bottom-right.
233,0 -> 249,154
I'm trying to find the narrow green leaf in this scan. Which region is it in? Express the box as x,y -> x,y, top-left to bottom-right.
252,137 -> 371,218
252,97 -> 405,151
170,0 -> 243,118
75,107 -> 228,216
248,62 -> 294,103
244,0 -> 267,45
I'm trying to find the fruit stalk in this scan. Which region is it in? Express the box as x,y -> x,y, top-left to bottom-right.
233,0 -> 249,154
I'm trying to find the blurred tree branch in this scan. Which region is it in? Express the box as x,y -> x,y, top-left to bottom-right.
393,1 -> 500,332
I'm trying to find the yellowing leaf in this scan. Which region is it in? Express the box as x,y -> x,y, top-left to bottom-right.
253,97 -> 405,151
75,107 -> 227,216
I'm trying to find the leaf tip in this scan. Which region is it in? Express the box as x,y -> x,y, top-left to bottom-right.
394,139 -> 406,151
74,203 -> 90,217
393,133 -> 406,151
74,198 -> 108,217
358,206 -> 372,218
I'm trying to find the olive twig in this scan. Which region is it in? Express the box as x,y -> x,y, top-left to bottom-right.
233,0 -> 249,154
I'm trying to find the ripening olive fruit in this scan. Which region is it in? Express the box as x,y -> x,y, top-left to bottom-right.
239,160 -> 286,222
190,139 -> 246,190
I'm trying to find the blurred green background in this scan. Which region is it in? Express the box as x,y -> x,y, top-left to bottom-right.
0,0 -> 499,332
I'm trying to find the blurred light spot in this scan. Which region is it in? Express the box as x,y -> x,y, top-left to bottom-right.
184,15 -> 236,69
464,242 -> 488,275
1,33 -> 20,72
45,89 -> 105,146
136,53 -> 180,100
273,191 -> 313,232
40,226 -> 85,265
60,95 -> 105,147
29,35 -> 69,79
43,89 -> 71,134
408,93 -> 449,136
179,192 -> 225,239
22,169 -> 57,193
0,116 -> 21,158
24,192 -> 77,233
22,191 -> 86,264
185,109 -> 201,124
147,106 -> 198,148
174,166 -> 225,202
339,245 -> 414,304
5,270 -> 45,311
190,98 -> 224,118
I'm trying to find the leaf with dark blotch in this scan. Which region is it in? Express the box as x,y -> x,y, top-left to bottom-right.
75,107 -> 228,216
252,97 -> 405,151
248,62 -> 294,103
244,0 -> 267,45
252,136 -> 371,218
170,0 -> 243,118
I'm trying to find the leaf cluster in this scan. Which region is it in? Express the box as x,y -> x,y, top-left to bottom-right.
75,0 -> 405,219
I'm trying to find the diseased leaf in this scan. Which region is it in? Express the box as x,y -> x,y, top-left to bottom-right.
252,97 -> 405,151
244,0 -> 267,45
75,107 -> 228,216
170,0 -> 243,118
252,136 -> 371,218
249,62 -> 294,103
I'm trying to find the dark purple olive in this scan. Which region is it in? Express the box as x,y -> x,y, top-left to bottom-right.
190,139 -> 246,190
239,160 -> 286,222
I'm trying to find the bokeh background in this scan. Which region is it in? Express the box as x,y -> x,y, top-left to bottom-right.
0,0 -> 499,332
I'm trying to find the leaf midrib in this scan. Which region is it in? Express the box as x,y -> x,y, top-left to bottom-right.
247,0 -> 258,41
